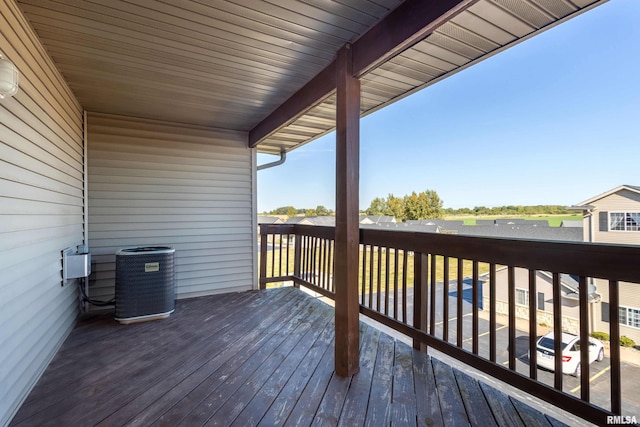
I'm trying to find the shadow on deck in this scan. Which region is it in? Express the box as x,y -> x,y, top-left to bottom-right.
11,287 -> 574,426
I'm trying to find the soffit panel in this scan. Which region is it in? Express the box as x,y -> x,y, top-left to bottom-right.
16,0 -> 606,154
257,0 -> 605,154
17,0 -> 400,131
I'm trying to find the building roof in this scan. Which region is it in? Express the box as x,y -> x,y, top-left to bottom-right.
257,216 -> 284,225
284,217 -> 314,225
560,220 -> 583,228
405,219 -> 464,228
359,216 -> 396,224
15,0 -> 609,155
573,185 -> 640,207
454,224 -> 582,242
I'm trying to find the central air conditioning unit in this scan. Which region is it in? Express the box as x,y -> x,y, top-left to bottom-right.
115,246 -> 176,324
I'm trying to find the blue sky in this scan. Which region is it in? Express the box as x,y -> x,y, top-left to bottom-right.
257,0 -> 639,212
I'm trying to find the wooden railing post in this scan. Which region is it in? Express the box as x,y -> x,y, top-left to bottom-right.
413,252 -> 428,352
259,226 -> 267,289
293,232 -> 302,288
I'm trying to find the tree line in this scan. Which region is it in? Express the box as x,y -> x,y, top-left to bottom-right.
264,205 -> 334,217
263,190 -> 572,220
365,190 -> 443,221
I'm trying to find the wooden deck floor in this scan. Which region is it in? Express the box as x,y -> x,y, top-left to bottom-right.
11,287 -> 569,426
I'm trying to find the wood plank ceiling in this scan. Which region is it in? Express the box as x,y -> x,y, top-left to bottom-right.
16,0 -> 606,154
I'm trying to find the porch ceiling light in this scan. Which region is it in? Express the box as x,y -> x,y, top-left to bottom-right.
0,52 -> 19,99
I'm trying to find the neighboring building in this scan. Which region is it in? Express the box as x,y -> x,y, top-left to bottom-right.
571,185 -> 640,342
480,268 -> 600,334
284,216 -> 316,226
257,215 -> 285,225
359,215 -> 396,224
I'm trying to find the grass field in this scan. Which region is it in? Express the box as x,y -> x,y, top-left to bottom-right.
261,246 -> 490,292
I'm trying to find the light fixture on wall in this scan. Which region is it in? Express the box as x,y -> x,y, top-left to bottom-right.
0,52 -> 19,99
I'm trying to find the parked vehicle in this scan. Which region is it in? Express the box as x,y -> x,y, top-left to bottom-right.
535,331 -> 605,377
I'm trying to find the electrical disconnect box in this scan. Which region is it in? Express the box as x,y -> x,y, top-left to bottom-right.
62,246 -> 91,282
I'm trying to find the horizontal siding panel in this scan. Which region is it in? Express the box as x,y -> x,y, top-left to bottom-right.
88,182 -> 250,193
593,191 -> 640,245
0,214 -> 82,233
0,2 -> 83,423
88,113 -> 255,304
90,227 -> 252,240
0,157 -> 82,197
90,240 -> 252,256
89,156 -> 249,173
0,256 -> 64,308
88,166 -> 250,183
0,224 -> 83,252
0,286 -> 77,404
0,197 -> 81,215
89,206 -> 251,216
89,214 -> 252,224
0,120 -> 82,180
88,220 -> 251,232
0,180 -> 82,207
87,191 -> 251,201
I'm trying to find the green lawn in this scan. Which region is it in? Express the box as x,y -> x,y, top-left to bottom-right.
261,246 -> 490,291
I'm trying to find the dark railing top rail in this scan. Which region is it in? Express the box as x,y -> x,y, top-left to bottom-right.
261,224 -> 640,283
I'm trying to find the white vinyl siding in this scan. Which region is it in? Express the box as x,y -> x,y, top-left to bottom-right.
87,113 -> 255,302
0,1 -> 84,424
593,190 -> 640,245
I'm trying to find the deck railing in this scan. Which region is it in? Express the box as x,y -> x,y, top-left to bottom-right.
258,223 -> 640,426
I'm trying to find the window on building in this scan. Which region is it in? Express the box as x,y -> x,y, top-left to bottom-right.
537,292 -> 545,311
515,288 -> 528,305
620,306 -> 640,329
610,212 -> 640,231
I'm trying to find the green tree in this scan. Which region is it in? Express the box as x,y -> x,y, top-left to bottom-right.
315,205 -> 330,216
403,190 -> 443,220
386,194 -> 405,221
286,206 -> 297,217
305,208 -> 316,216
366,197 -> 387,216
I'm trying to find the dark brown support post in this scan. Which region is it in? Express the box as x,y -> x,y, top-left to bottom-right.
259,226 -> 267,289
293,233 -> 301,288
334,43 -> 360,377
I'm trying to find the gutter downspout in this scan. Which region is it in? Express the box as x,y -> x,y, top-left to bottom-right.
584,206 -> 600,333
257,150 -> 286,171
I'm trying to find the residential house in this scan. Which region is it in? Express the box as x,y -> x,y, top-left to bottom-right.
359,215 -> 396,224
480,268 -> 601,334
571,185 -> 640,342
1,0 -> 629,425
257,216 -> 285,226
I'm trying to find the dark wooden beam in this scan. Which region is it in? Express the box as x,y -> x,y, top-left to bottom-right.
352,0 -> 476,77
248,0 -> 474,147
334,43 -> 360,377
248,61 -> 336,147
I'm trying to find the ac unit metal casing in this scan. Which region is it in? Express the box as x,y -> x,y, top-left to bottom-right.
115,246 -> 175,324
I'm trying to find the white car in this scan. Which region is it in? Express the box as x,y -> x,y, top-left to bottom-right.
535,331 -> 605,377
